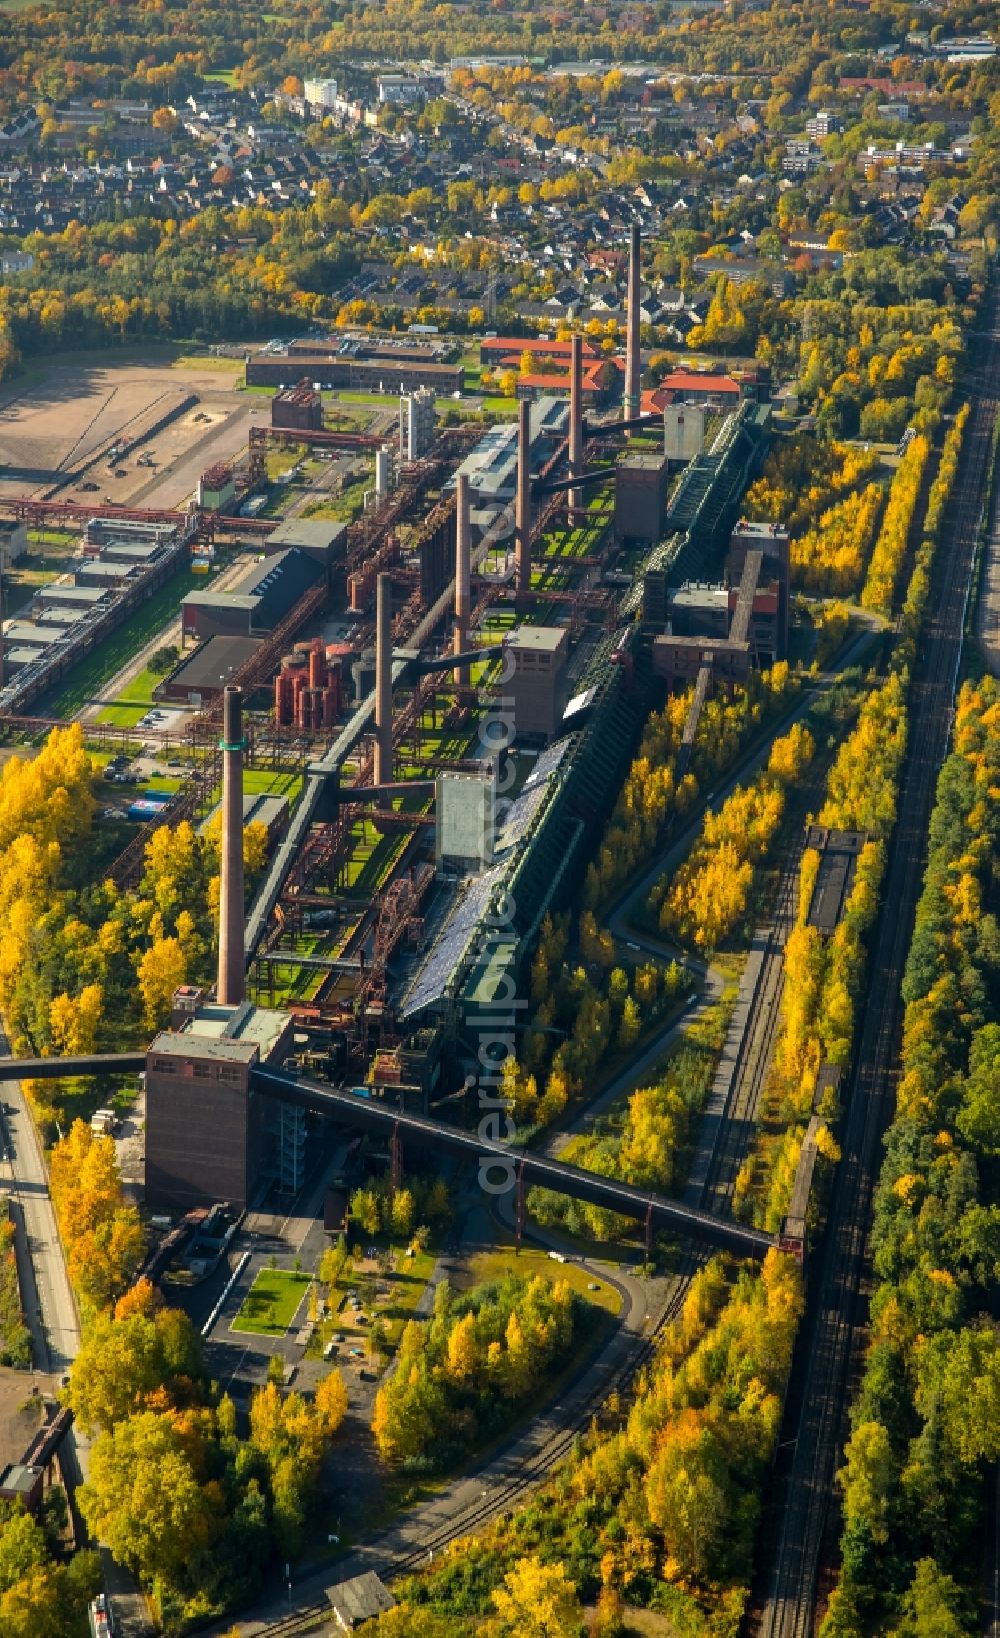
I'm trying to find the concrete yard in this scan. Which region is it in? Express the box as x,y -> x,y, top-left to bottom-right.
0,355 -> 261,507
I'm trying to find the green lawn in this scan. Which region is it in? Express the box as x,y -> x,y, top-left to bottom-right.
172,354 -> 245,375
142,774 -> 184,795
96,658 -> 178,726
98,703 -> 149,728
301,474 -> 368,524
460,1247 -> 622,1315
243,767 -> 304,801
255,929 -> 347,1006
232,1268 -> 312,1336
342,806 -> 422,891
334,390 -> 406,407
204,767 -> 303,820
40,568 -> 205,719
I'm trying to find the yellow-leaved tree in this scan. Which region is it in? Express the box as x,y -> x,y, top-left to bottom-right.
491,1556 -> 585,1637
137,936 -> 187,1030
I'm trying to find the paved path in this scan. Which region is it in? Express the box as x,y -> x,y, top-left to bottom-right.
203,1215 -> 655,1638
0,1037 -> 155,1638
0,1044 -> 80,1375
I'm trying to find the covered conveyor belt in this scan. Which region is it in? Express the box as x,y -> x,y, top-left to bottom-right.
0,1054 -> 146,1080
0,1051 -> 777,1255
251,1067 -> 778,1258
729,547 -> 763,647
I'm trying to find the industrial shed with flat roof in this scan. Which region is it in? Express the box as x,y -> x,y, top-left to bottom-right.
155,635 -> 264,703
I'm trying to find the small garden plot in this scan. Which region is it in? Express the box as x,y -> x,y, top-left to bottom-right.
231,1268 -> 311,1336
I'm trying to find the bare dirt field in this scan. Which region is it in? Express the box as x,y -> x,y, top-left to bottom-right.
0,355 -> 263,509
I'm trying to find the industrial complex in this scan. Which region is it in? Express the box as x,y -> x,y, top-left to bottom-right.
0,228 -> 788,1252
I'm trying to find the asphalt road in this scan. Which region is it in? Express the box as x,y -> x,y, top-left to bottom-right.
0,1044 -> 80,1375
0,1038 -> 156,1638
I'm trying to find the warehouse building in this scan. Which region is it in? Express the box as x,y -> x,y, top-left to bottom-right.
34,605 -> 93,632
272,380 -> 324,432
264,518 -> 347,576
74,560 -> 138,590
155,635 -> 264,704
182,548 -> 325,642
32,584 -> 110,614
247,350 -> 461,395
1,620 -> 67,651
454,397 -> 569,504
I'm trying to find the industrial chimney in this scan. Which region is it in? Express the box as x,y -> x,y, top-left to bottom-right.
217,686 -> 246,1007
453,472 -> 471,686
568,332 -> 584,523
374,572 -> 392,789
515,397 -> 531,596
625,222 -> 641,427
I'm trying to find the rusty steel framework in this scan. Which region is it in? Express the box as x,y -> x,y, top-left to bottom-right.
249,423 -> 383,457
367,862 -> 435,1002
5,496 -> 184,529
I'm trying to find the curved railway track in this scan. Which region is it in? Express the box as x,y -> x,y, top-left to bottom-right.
752,302 -> 1000,1638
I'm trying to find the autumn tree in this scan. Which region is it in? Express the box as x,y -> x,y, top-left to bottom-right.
491,1556 -> 584,1636
80,1411 -> 221,1586
137,936 -> 187,1030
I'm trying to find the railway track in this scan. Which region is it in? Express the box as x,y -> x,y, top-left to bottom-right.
702,826 -> 805,1217
752,305 -> 1000,1638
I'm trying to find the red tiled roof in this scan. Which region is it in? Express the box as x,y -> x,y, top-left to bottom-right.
506,358 -> 612,393
481,336 -> 602,358
661,370 -> 741,394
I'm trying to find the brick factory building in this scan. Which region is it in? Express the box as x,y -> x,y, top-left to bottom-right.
615,452 -> 669,543
506,626 -> 569,739
146,997 -> 294,1211
271,380 -> 324,433
248,349 -> 461,395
